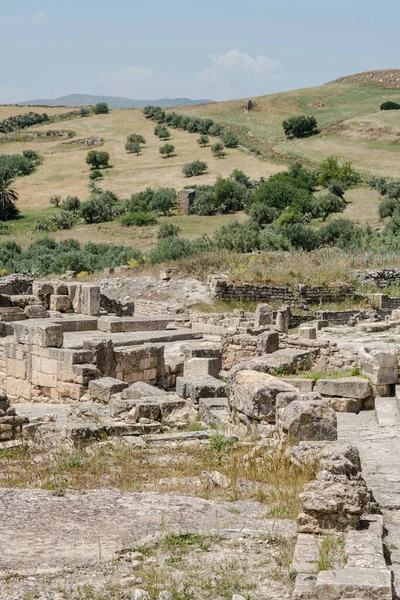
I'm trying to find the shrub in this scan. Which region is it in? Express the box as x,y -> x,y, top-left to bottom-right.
49,195 -> 62,208
379,196 -> 400,219
120,212 -> 158,227
79,107 -> 90,117
211,142 -> 225,158
61,196 -> 81,212
282,115 -> 318,138
22,149 -> 40,162
182,161 -> 208,178
249,173 -> 314,214
319,218 -> 364,250
259,227 -> 292,250
0,154 -> 35,178
381,101 -> 400,110
277,223 -> 321,251
35,212 -> 76,232
214,221 -> 260,253
125,141 -> 141,155
159,143 -> 175,158
93,102 -> 109,114
197,135 -> 209,147
157,223 -> 181,240
151,188 -> 177,215
230,169 -> 252,188
0,111 -> 48,134
208,124 -> 224,137
328,179 -> 347,198
148,236 -> 211,264
89,170 -> 103,181
221,130 -> 239,148
318,157 -> 361,187
189,186 -> 218,216
86,150 -> 110,169
154,125 -> 171,140
288,163 -> 318,192
249,202 -> 280,226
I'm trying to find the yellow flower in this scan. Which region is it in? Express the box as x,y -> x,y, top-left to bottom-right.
77,271 -> 89,279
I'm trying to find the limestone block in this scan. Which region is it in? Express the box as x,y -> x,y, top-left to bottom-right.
32,281 -> 54,297
184,357 -> 221,378
51,280 -> 68,295
276,397 -> 337,442
315,377 -> 372,400
88,377 -> 129,404
313,319 -> 329,330
126,397 -> 162,422
121,381 -> 166,400
176,376 -> 227,403
199,397 -> 231,428
81,284 -> 100,316
230,370 -> 297,422
256,331 -> 279,354
50,295 -> 72,312
254,303 -> 273,327
14,321 -> 63,348
24,305 -> 48,319
280,378 -> 315,393
5,376 -> 31,401
68,283 -> 82,313
299,325 -> 317,340
359,344 -> 398,385
315,567 -> 391,600
276,305 -> 291,333
57,381 -> 86,401
330,397 -> 362,413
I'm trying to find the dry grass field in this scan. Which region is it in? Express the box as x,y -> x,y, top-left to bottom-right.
0,108 -> 285,213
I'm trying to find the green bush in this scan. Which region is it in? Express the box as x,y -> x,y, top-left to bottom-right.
49,195 -> 62,208
277,223 -> 321,251
0,111 -> 48,134
208,124 -> 224,137
214,221 -> 260,253
379,196 -> 400,219
159,143 -> 175,158
149,236 -> 204,263
327,179 -> 347,198
259,227 -> 292,250
221,130 -> 239,148
35,212 -> 77,232
79,107 -> 90,117
93,102 -> 109,114
154,125 -> 171,140
248,202 -> 280,226
197,135 -> 209,147
22,149 -> 40,162
282,115 -> 318,138
0,153 -> 36,178
120,212 -> 158,227
380,101 -> 400,110
182,161 -> 208,178
61,196 -> 81,212
89,170 -> 103,181
318,157 -> 361,187
127,134 -> 146,145
312,193 -> 346,221
211,142 -> 225,158
157,223 -> 181,240
125,140 -> 141,155
127,187 -> 176,215
319,218 -> 364,250
79,198 -> 114,224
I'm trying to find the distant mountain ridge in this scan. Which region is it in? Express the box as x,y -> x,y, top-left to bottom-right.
17,93 -> 214,109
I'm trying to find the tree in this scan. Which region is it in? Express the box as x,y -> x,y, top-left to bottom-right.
182,161 -> 208,177
282,115 -> 318,138
0,173 -> 19,221
197,135 -> 209,147
155,126 -> 171,140
49,195 -> 61,208
159,144 -> 175,158
151,188 -> 177,215
313,193 -> 346,221
328,179 -> 347,199
125,141 -> 142,155
93,102 -> 109,114
127,133 -> 146,145
211,142 -> 225,158
79,107 -> 90,117
318,157 -> 361,187
86,150 -> 110,169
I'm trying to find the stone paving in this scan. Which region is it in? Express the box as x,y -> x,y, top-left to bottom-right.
338,407 -> 400,596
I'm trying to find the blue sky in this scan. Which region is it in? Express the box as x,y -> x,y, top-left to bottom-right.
1,0 -> 399,102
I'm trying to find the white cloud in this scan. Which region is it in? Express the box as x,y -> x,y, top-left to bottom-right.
99,50 -> 280,100
199,49 -> 279,84
33,11 -> 46,24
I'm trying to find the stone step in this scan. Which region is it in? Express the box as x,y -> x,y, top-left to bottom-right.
375,397 -> 400,427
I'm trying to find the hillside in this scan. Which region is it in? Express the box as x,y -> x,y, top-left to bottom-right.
17,94 -> 213,109
173,72 -> 400,178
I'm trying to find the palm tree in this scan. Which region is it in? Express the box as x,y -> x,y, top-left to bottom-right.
0,174 -> 19,221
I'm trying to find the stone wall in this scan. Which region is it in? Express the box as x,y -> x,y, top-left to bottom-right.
372,293 -> 400,312
351,268 -> 400,287
209,277 -> 356,305
316,309 -> 371,325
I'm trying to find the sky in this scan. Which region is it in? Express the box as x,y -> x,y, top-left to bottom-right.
0,0 -> 399,103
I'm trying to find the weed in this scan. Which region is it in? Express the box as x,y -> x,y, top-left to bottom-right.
317,535 -> 346,571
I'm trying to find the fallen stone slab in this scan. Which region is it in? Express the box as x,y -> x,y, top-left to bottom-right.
257,348 -> 312,374
14,320 -> 63,348
280,377 -> 315,393
199,397 -> 231,428
315,377 -> 372,400
184,357 -> 221,378
0,488 -> 295,574
88,377 -> 129,404
98,315 -> 173,333
276,394 -> 337,442
316,567 -> 392,599
359,343 -> 398,385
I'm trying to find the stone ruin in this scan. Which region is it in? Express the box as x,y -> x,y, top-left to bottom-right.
1,273 -> 400,598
